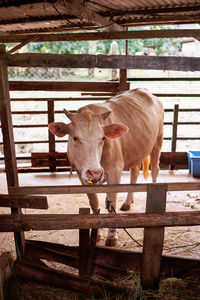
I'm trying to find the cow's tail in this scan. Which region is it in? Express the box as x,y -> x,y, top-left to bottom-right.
142,156 -> 150,179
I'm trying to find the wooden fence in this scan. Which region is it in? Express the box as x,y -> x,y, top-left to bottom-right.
1,182 -> 200,296
0,43 -> 200,296
0,80 -> 199,172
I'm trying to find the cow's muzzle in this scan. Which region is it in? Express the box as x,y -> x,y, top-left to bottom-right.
85,168 -> 104,184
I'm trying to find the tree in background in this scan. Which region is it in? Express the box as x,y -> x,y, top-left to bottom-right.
24,26 -> 181,56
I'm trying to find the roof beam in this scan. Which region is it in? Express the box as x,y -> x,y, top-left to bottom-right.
0,29 -> 200,43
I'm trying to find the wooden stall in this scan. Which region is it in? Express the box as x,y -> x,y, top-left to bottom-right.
0,0 -> 200,298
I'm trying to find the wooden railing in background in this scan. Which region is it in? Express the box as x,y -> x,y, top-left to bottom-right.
0,79 -> 199,172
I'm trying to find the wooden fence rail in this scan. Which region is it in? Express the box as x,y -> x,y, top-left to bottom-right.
1,211 -> 200,232
0,96 -> 199,171
5,53 -> 200,71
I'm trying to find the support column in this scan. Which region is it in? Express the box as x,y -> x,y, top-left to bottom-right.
0,44 -> 25,257
48,99 -> 56,172
141,183 -> 167,289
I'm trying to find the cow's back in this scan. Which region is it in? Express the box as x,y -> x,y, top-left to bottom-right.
102,88 -> 164,170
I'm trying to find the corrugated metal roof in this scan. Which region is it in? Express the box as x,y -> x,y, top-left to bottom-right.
0,0 -> 199,34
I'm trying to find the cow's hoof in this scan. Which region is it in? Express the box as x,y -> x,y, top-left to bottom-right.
105,238 -> 118,247
120,202 -> 131,211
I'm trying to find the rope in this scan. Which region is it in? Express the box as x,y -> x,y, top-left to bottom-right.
105,196 -> 143,247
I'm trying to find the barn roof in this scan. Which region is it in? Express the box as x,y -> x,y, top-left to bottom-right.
0,0 -> 199,35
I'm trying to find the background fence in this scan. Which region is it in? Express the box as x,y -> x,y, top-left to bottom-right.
0,77 -> 199,172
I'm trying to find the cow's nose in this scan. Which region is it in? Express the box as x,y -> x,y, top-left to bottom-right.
86,168 -> 103,182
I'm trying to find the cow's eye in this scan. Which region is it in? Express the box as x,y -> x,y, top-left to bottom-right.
102,136 -> 106,141
73,136 -> 79,142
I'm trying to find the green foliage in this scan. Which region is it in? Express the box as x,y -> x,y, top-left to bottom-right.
23,26 -> 181,56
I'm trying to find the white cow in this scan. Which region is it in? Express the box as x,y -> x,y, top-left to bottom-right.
49,88 -> 164,246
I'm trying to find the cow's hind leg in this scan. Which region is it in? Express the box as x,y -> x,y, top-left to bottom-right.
150,134 -> 163,183
120,165 -> 140,211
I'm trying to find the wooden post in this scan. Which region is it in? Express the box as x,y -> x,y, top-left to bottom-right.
119,69 -> 128,92
119,30 -> 128,92
87,209 -> 99,277
79,208 -> 90,279
110,41 -> 119,80
48,100 -> 56,172
141,183 -> 167,289
170,104 -> 179,170
0,44 -> 25,258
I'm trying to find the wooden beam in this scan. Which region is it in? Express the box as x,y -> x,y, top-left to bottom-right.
9,80 -> 119,92
25,240 -> 79,269
24,241 -> 200,278
8,181 -> 200,196
171,104 -> 179,170
0,29 -> 200,43
15,259 -> 129,296
47,100 -> 56,172
0,44 -> 25,258
0,211 -> 200,232
79,208 -> 90,279
95,246 -> 200,277
6,53 -> 200,71
141,184 -> 167,289
0,194 -> 48,209
160,152 -> 188,167
7,36 -> 38,54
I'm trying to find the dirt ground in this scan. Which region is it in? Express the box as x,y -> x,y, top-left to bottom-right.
0,169 -> 200,260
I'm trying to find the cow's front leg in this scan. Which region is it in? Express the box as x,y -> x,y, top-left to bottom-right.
105,192 -> 118,246
78,173 -> 102,241
86,193 -> 102,242
105,169 -> 121,247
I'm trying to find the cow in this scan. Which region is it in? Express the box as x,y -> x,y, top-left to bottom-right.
48,88 -> 164,246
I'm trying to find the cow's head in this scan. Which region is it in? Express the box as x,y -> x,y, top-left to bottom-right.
48,109 -> 128,184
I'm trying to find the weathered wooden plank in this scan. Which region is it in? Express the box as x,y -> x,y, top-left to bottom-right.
15,259 -> 129,296
10,97 -> 111,101
26,240 -> 79,258
32,159 -> 70,167
14,259 -> 90,295
0,44 -> 25,258
171,104 -> 179,170
0,194 -> 48,209
8,181 -> 200,196
25,240 -> 79,269
1,29 -> 200,43
0,46 -> 18,187
32,152 -> 67,159
119,69 -> 128,92
6,54 -> 200,71
31,151 -> 70,168
9,80 -> 119,92
141,184 -> 167,289
160,152 -> 188,166
128,77 -> 200,81
87,209 -> 99,277
79,208 -> 90,278
48,100 -> 56,172
23,241 -> 200,278
0,211 -> 200,232
31,151 -> 188,168
0,252 -> 13,300
95,246 -> 200,277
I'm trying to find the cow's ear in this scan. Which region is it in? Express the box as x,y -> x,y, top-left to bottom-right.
103,124 -> 129,139
48,122 -> 70,137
